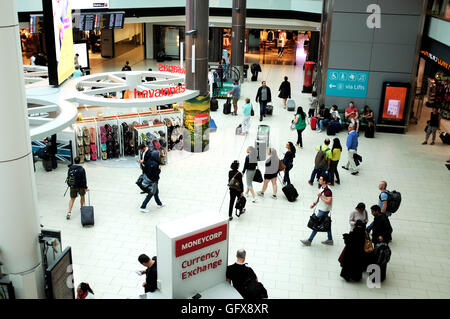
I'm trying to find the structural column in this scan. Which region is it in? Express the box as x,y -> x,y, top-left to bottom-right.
184,0 -> 210,152
0,0 -> 45,299
231,0 -> 246,82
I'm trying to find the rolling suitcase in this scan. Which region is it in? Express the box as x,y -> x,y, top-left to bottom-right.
266,104 -> 273,116
81,191 -> 94,227
255,140 -> 267,161
327,122 -> 336,136
282,183 -> 299,202
236,124 -> 242,135
42,159 -> 52,172
210,98 -> 218,111
310,116 -> 317,130
223,98 -> 232,115
286,99 -> 296,111
365,124 -> 375,138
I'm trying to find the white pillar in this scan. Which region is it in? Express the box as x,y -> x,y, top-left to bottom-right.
0,0 -> 45,299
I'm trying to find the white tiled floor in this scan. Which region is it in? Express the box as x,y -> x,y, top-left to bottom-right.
34,59 -> 450,299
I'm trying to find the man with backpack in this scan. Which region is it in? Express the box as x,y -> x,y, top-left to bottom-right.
367,181 -> 401,232
342,123 -> 359,175
66,157 -> 88,220
226,249 -> 267,299
308,138 -> 332,187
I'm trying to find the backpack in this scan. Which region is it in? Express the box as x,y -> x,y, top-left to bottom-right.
314,146 -> 330,169
380,190 -> 401,213
66,166 -> 81,188
374,243 -> 391,266
242,278 -> 268,299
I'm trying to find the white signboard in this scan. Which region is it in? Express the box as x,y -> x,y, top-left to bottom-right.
72,0 -> 109,9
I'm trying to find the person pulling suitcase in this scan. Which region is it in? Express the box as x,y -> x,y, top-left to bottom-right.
66,156 -> 88,220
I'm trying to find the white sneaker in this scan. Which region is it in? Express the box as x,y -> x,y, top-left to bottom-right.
140,208 -> 149,213
317,129 -> 322,133
272,195 -> 277,200
252,198 -> 257,203
157,204 -> 164,208
245,193 -> 249,198
257,191 -> 264,197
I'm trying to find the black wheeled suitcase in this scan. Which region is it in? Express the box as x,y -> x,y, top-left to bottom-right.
223,98 -> 232,115
266,104 -> 273,116
282,183 -> 299,202
81,191 -> 94,226
365,124 -> 375,138
210,98 -> 219,111
327,122 -> 336,136
42,159 -> 52,172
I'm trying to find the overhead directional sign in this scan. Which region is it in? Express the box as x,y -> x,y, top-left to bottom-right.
326,69 -> 369,98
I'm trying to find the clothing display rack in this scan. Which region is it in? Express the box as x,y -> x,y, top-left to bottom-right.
136,124 -> 169,165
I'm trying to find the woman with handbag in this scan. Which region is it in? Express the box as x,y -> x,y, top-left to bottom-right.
282,142 -> 296,185
140,151 -> 164,213
242,147 -> 258,203
257,148 -> 280,199
293,107 -> 307,148
228,160 -> 244,221
340,220 -> 367,282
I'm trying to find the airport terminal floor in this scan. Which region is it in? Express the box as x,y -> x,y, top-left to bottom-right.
33,59 -> 450,299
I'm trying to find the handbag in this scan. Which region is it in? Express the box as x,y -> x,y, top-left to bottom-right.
253,169 -> 263,183
290,121 -> 296,131
279,160 -> 286,172
364,231 -> 374,253
251,107 -> 255,116
424,120 -> 430,132
228,172 -> 242,191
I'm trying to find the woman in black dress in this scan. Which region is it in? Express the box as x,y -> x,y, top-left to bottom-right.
278,76 -> 291,108
228,160 -> 244,221
340,220 -> 366,282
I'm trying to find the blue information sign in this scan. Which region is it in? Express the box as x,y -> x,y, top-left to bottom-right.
326,69 -> 369,98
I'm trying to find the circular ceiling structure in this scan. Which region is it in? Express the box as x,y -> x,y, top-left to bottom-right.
23,65 -> 48,85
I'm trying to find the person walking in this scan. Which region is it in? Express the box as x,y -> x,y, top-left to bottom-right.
257,148 -> 279,199
308,91 -> 318,118
301,175 -> 334,246
240,98 -> 252,135
308,138 -> 332,186
278,76 -> 291,108
140,151 -> 164,213
76,282 -> 95,299
229,80 -> 241,116
342,123 -> 359,175
293,107 -> 307,148
66,156 -> 88,220
328,137 -> 342,186
217,62 -> 224,88
422,107 -> 441,145
349,203 -> 369,231
282,142 -> 296,185
256,81 -> 272,122
228,160 -> 244,221
242,147 -> 258,203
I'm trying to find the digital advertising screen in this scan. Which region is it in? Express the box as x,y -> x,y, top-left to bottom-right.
73,42 -> 90,68
114,12 -> 124,29
42,0 -> 75,86
379,82 -> 410,124
46,246 -> 75,299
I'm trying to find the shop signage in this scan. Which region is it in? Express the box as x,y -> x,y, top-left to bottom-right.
175,224 -> 227,257
420,50 -> 450,71
157,64 -> 186,74
134,85 -> 186,98
326,69 -> 369,98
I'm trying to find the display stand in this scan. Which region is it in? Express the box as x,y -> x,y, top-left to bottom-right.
72,118 -> 98,163
135,124 -> 169,165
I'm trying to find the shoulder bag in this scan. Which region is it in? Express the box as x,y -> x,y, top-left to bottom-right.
251,106 -> 255,116
228,172 -> 242,191
253,168 -> 263,183
279,160 -> 286,172
364,231 -> 374,253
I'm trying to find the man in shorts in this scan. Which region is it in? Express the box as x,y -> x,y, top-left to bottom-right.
229,80 -> 241,116
67,156 -> 88,220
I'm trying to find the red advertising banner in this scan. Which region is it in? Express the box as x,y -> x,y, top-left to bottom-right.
175,224 -> 227,258
382,86 -> 408,120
